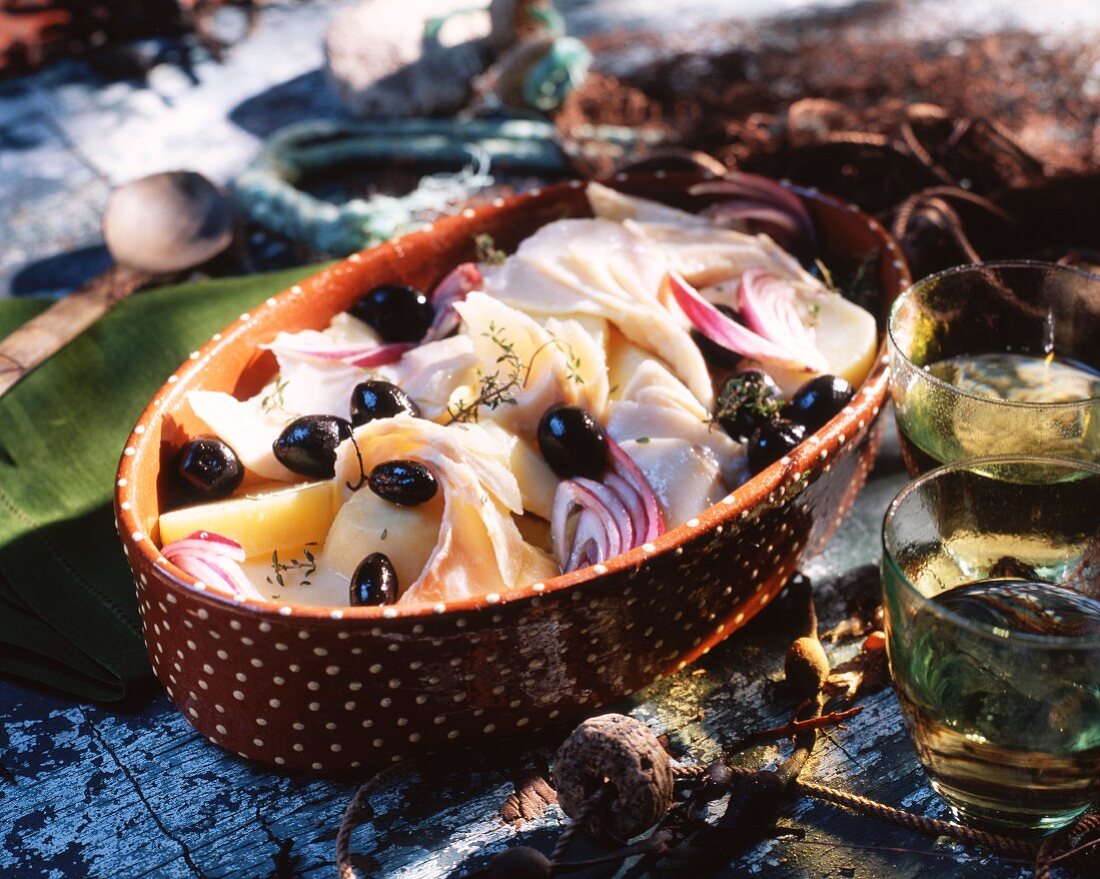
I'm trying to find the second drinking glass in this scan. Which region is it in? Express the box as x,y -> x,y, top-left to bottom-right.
887,261 -> 1100,475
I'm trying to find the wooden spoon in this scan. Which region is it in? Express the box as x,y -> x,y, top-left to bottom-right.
0,171 -> 233,399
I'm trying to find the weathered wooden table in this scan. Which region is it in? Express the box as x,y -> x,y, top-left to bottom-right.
0,418 -> 1036,878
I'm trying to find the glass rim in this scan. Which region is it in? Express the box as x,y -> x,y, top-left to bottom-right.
881,453 -> 1100,649
887,260 -> 1100,408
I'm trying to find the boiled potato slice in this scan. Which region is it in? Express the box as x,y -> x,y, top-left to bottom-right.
241,548 -> 351,607
748,292 -> 878,397
158,480 -> 341,558
505,434 -> 558,521
809,291 -> 879,389
472,422 -> 558,520
320,488 -> 444,592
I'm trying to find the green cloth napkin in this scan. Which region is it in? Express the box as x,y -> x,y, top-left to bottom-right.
0,266 -> 325,702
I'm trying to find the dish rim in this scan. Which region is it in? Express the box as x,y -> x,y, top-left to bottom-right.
114,175 -> 910,622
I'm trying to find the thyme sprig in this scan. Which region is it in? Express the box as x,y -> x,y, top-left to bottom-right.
474,233 -> 507,265
708,374 -> 783,433
267,544 -> 318,588
260,375 -> 290,414
445,323 -> 583,424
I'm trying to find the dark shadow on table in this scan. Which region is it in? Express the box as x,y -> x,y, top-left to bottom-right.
228,68 -> 351,139
8,245 -> 113,299
446,827 -> 619,879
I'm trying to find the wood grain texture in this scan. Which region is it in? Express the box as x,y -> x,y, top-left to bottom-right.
0,421 -> 1037,879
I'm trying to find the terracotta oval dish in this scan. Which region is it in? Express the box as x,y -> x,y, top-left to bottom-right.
115,174 -> 910,771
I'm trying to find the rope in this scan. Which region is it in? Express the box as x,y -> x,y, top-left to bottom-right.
898,119 -> 956,186
1034,811 -> 1100,879
335,760 -> 420,879
892,193 -> 983,263
233,118 -> 571,255
821,131 -> 894,149
552,787 -> 608,862
673,762 -> 1037,860
795,779 -> 1039,860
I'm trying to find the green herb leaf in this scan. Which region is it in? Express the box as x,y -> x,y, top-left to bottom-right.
260,375 -> 290,414
474,233 -> 507,265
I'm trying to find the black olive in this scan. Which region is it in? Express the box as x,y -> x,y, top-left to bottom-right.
715,370 -> 782,442
175,435 -> 244,498
537,404 -> 609,480
747,418 -> 806,475
272,415 -> 352,479
692,304 -> 744,369
783,374 -> 855,433
350,552 -> 399,606
487,847 -> 551,879
349,284 -> 434,343
350,380 -> 420,426
368,459 -> 438,506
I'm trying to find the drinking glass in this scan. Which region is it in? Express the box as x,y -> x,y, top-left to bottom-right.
887,261 -> 1100,475
882,456 -> 1100,832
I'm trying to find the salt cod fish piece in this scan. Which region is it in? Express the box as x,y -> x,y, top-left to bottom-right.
586,181 -> 710,226
589,181 -> 816,288
453,293 -> 610,437
477,422 -> 560,523
187,388 -> 300,482
375,335 -> 478,422
618,438 -> 728,527
329,416 -> 557,604
607,359 -> 748,511
481,218 -> 715,407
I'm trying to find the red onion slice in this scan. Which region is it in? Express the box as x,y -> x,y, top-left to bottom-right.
701,202 -> 806,249
690,173 -> 815,251
424,262 -> 482,342
738,269 -> 829,374
604,472 -> 645,541
569,509 -> 608,571
269,339 -> 411,368
552,480 -> 616,570
575,476 -> 633,552
551,438 -> 667,573
607,439 -> 665,542
664,271 -> 820,374
161,530 -> 245,560
163,530 -> 261,600
344,343 -> 414,367
178,556 -> 241,592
